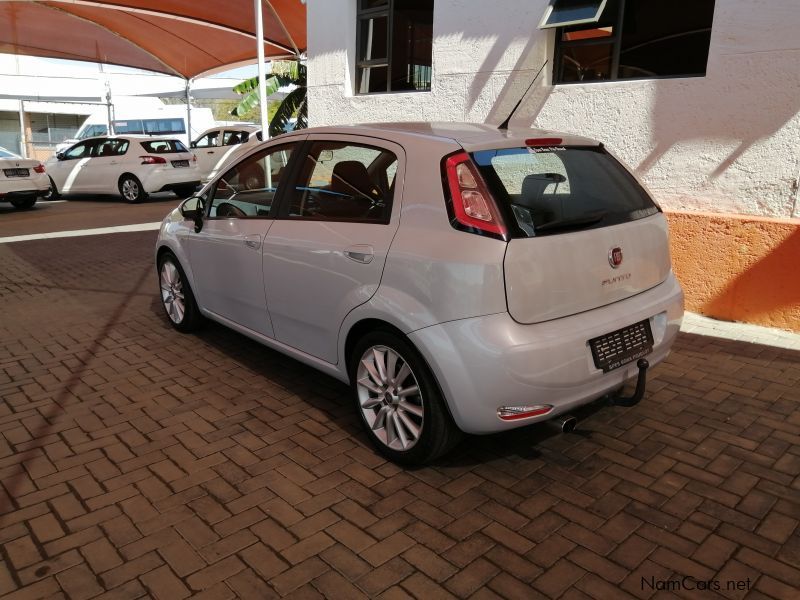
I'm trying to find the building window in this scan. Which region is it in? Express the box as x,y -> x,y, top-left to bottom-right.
356,0 -> 433,94
548,0 -> 716,84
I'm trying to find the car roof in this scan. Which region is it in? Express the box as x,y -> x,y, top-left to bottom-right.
299,122 -> 600,152
78,135 -> 185,143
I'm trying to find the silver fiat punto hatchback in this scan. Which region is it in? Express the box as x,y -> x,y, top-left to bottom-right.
155,122 -> 684,464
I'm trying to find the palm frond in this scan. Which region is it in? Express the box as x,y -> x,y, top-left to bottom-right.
269,87 -> 307,137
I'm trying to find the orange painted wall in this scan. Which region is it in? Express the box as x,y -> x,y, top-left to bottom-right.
665,211 -> 800,332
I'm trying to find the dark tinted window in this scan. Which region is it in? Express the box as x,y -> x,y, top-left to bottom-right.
144,118 -> 186,135
554,0 -> 715,83
471,146 -> 658,237
210,144 -> 295,218
356,0 -> 433,94
94,139 -> 129,157
140,140 -> 188,154
287,142 -> 396,223
114,120 -> 144,134
223,130 -> 250,145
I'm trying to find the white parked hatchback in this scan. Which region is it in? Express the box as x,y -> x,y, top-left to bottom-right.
191,125 -> 262,183
46,136 -> 200,203
155,123 -> 684,464
0,146 -> 50,209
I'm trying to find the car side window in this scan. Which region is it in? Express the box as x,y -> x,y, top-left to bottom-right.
209,144 -> 295,218
222,130 -> 249,146
287,142 -> 396,223
64,142 -> 94,159
194,132 -> 219,148
94,139 -> 129,157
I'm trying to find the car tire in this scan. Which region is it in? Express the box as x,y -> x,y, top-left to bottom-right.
47,176 -> 60,200
119,174 -> 148,203
350,330 -> 462,465
157,252 -> 203,333
174,185 -> 198,199
10,196 -> 36,210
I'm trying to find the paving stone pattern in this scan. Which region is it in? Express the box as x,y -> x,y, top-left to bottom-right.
1,231 -> 799,599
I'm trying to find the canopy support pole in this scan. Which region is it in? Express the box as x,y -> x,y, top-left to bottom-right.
17,100 -> 27,158
255,0 -> 269,140
185,79 -> 193,145
255,0 -> 272,190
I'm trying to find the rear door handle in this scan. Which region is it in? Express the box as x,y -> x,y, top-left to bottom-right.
344,245 -> 374,264
244,234 -> 262,250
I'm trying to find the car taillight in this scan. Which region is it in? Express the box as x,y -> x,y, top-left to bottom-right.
443,151 -> 507,238
192,154 -> 197,162
140,155 -> 167,165
33,164 -> 45,173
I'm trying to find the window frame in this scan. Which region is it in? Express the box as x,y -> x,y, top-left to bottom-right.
206,141 -> 300,221
553,0 -> 714,84
355,0 -> 433,95
277,138 -> 399,225
540,0 -> 609,29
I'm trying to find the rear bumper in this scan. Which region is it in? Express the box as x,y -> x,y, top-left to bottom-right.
408,273 -> 684,434
0,175 -> 51,198
140,167 -> 200,194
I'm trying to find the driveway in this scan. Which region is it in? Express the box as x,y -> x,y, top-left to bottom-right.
0,220 -> 798,598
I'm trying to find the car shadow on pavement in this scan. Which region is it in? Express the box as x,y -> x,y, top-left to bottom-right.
146,294 -> 645,468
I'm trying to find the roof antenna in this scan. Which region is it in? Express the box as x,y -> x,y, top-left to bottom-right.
497,59 -> 548,131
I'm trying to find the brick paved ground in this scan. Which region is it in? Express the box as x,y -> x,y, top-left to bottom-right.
1,230 -> 799,599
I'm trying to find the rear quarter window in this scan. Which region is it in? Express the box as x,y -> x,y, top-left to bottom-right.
140,140 -> 189,154
472,146 -> 659,237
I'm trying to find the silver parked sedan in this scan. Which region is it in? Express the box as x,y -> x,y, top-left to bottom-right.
154,123 -> 684,464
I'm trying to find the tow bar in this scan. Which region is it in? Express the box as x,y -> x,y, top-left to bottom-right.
610,358 -> 650,407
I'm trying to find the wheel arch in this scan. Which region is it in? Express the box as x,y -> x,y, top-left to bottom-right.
341,316 -> 461,433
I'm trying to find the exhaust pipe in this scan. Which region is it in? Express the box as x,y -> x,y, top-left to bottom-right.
550,414 -> 577,434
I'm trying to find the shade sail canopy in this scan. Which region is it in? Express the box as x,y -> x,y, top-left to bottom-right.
0,0 -> 306,79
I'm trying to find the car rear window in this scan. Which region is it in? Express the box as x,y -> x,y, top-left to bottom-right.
471,146 -> 659,237
139,140 -> 188,154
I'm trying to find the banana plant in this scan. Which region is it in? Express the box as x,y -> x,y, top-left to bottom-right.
231,60 -> 307,137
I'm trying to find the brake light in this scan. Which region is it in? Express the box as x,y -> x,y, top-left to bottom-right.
33,164 -> 45,173
140,155 -> 166,165
192,154 -> 197,162
444,152 -> 507,238
525,137 -> 563,146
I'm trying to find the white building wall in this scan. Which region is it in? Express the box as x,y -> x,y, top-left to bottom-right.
307,0 -> 800,218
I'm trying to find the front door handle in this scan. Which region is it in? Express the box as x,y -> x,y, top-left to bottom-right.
244,234 -> 262,250
344,245 -> 374,264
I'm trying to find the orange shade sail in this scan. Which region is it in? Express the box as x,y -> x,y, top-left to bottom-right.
0,0 -> 306,78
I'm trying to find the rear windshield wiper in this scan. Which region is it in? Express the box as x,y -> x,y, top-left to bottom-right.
534,211 -> 607,233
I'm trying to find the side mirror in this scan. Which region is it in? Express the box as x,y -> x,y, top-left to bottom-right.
180,196 -> 205,233
56,151 -> 65,160
190,141 -> 198,149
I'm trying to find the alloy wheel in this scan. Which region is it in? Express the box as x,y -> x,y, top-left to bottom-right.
356,345 -> 424,451
122,178 -> 139,202
160,261 -> 185,324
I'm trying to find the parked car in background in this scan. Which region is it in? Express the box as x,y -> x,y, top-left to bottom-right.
55,100 -> 216,152
46,136 -> 200,203
0,146 -> 51,209
155,122 -> 684,464
191,124 -> 261,182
